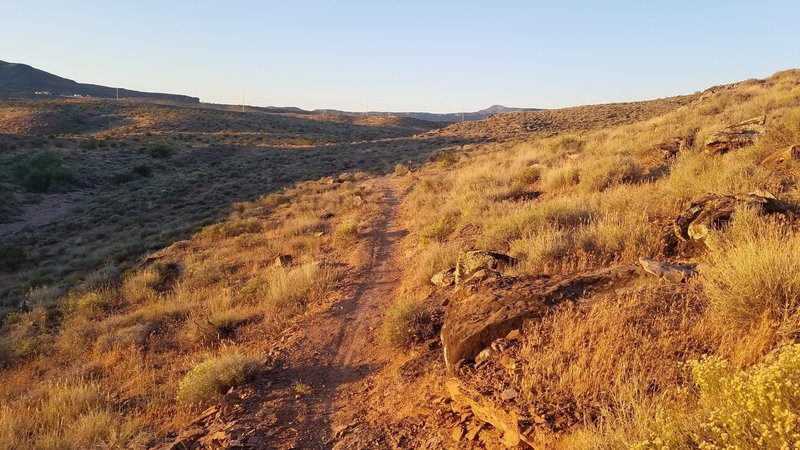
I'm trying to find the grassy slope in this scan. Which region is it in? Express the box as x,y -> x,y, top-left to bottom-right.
388,69 -> 800,448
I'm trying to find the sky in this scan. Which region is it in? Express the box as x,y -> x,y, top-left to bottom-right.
2,1 -> 799,112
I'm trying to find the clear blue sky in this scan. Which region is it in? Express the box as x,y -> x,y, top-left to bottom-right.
2,1 -> 799,112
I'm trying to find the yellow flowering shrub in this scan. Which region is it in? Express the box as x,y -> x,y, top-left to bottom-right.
636,345 -> 800,450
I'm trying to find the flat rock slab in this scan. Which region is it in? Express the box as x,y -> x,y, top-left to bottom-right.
440,265 -> 641,372
705,116 -> 765,156
762,144 -> 800,168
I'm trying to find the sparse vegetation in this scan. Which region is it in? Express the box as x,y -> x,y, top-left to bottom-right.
10,150 -> 78,192
176,352 -> 261,406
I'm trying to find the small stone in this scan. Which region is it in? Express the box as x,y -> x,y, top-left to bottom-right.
451,426 -> 465,442
505,329 -> 523,342
500,388 -> 519,401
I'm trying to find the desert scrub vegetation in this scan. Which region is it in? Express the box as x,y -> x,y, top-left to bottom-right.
0,171 -> 384,438
176,352 -> 260,406
392,69 -> 800,448
9,149 -> 78,192
702,215 -> 800,336
0,380 -> 149,449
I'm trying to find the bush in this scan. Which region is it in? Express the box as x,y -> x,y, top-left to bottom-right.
10,150 -> 78,193
176,353 -> 260,405
634,345 -> 800,449
143,142 -> 175,159
381,297 -> 435,348
393,163 -> 410,176
0,246 -> 26,272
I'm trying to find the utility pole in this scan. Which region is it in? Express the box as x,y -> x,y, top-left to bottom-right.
242,95 -> 245,113
116,88 -> 119,100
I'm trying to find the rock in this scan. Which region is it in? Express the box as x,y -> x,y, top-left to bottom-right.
638,256 -> 697,283
656,133 -> 695,158
705,116 -> 765,156
274,254 -> 293,267
430,267 -> 456,287
674,192 -> 794,242
447,378 -> 537,448
505,329 -> 523,341
440,266 -> 640,372
454,250 -> 516,283
465,422 -> 483,441
761,144 -> 800,168
500,389 -> 520,401
451,425 -> 465,442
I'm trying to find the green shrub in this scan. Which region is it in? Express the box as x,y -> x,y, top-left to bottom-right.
10,150 -> 78,193
381,297 -> 435,348
0,246 -> 26,272
176,353 -> 260,405
143,142 -> 175,159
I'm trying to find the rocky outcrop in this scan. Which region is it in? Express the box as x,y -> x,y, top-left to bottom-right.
674,192 -> 793,242
704,116 -> 765,156
454,250 -> 516,283
761,144 -> 800,168
440,266 -> 641,372
638,256 -> 696,283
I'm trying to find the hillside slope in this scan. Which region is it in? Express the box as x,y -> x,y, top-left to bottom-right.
0,60 -> 199,103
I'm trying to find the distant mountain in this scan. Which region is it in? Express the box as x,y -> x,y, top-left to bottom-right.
0,60 -> 199,103
314,105 -> 542,122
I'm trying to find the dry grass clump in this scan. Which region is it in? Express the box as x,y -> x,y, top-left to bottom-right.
239,262 -> 336,314
409,241 -> 461,287
176,352 -> 261,406
0,380 -> 149,449
519,286 -> 711,428
381,297 -> 435,348
703,218 -> 800,336
578,154 -> 644,192
541,164 -> 581,191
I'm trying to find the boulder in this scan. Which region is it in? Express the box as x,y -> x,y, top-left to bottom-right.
674,192 -> 793,242
704,116 -> 765,156
454,250 -> 516,283
440,266 -> 640,372
761,144 -> 800,168
430,268 -> 456,287
638,256 -> 697,283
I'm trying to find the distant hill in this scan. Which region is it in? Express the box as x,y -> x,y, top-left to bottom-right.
315,105 -> 542,122
0,60 -> 199,103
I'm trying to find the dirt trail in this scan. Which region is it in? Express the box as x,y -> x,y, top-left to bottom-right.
170,177 -> 413,449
